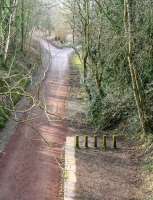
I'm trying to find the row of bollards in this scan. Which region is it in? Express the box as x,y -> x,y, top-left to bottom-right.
75,135 -> 117,150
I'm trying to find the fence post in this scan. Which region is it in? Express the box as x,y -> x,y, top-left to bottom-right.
113,135 -> 117,149
94,135 -> 98,148
75,135 -> 80,148
103,135 -> 107,150
85,135 -> 88,148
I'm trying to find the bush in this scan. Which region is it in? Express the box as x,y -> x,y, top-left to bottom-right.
88,91 -> 136,131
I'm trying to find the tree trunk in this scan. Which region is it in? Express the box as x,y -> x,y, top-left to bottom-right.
124,0 -> 148,134
21,0 -> 24,51
82,0 -> 92,100
4,0 -> 18,62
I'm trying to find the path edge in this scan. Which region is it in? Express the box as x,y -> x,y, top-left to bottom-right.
64,136 -> 76,200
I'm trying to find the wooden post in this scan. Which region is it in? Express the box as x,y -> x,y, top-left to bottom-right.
94,135 -> 98,148
113,135 -> 117,149
75,135 -> 80,148
103,135 -> 107,150
85,135 -> 88,148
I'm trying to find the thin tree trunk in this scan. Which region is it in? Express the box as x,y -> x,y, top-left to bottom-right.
4,0 -> 17,62
124,0 -> 147,134
83,51 -> 92,100
21,0 -> 24,51
82,0 -> 92,100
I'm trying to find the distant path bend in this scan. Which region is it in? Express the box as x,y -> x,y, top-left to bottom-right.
0,40 -> 73,200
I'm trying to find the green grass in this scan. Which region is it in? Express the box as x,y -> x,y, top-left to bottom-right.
72,53 -> 83,73
73,54 -> 82,65
144,161 -> 153,172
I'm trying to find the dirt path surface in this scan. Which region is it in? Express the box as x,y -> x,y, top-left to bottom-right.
0,40 -> 73,200
75,138 -> 143,200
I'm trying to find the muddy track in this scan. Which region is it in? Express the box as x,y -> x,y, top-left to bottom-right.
0,40 -> 73,200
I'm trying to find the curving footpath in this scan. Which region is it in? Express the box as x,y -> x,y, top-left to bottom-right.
0,40 -> 73,200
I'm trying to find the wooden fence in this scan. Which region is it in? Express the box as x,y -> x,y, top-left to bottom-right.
75,135 -> 118,150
